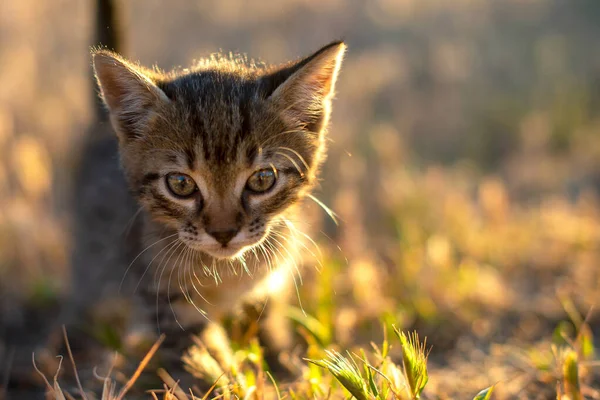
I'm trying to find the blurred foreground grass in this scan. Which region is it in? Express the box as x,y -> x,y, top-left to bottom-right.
38,307 -> 597,400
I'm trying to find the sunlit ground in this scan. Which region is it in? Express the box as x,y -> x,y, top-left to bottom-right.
2,0 -> 600,398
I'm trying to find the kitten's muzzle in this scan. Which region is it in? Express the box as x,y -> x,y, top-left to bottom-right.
206,227 -> 240,246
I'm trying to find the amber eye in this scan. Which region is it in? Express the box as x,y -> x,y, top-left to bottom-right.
246,168 -> 276,193
166,173 -> 198,198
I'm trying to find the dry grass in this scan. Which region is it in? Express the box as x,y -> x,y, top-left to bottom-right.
36,315 -> 599,399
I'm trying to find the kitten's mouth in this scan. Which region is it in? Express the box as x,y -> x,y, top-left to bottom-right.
180,231 -> 268,260
182,240 -> 253,260
201,245 -> 247,260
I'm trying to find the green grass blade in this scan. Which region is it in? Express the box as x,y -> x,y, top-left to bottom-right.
563,350 -> 582,400
287,306 -> 331,347
395,329 -> 429,399
306,350 -> 370,400
473,386 -> 494,400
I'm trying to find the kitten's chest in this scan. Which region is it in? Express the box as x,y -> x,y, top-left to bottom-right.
185,266 -> 270,315
136,245 -> 276,319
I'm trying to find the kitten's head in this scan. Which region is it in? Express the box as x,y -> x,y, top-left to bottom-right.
93,42 -> 345,259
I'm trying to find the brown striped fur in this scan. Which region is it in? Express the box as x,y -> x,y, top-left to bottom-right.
69,41 -> 345,381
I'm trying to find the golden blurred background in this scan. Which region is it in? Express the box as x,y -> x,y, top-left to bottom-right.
2,0 -> 600,397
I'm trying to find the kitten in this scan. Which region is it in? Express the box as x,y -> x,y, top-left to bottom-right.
69,40 -> 345,382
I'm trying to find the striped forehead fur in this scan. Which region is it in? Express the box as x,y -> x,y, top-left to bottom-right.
93,41 -> 346,239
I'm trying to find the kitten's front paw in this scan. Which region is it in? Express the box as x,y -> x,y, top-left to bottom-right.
263,350 -> 302,382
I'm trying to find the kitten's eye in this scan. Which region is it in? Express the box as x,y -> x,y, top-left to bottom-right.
166,173 -> 198,198
246,168 -> 276,193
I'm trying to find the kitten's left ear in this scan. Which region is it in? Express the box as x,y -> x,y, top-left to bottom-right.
266,41 -> 346,133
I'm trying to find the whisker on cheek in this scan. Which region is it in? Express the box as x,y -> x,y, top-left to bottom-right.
121,232 -> 178,293
266,234 -> 302,286
155,241 -> 186,333
262,235 -> 305,314
134,238 -> 180,294
179,246 -> 210,320
166,242 -> 187,331
268,230 -> 302,279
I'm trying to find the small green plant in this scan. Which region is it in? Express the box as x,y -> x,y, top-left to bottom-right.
473,386 -> 494,400
562,350 -> 582,400
307,350 -> 371,400
307,328 -> 432,400
395,329 -> 429,399
40,321 -> 503,399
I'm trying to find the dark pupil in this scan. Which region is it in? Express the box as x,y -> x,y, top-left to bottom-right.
176,177 -> 187,189
171,175 -> 192,194
257,171 -> 269,183
252,170 -> 273,190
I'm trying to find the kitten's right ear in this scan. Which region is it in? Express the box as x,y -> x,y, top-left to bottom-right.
92,51 -> 169,140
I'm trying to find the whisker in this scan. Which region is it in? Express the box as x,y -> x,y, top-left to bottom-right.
121,206 -> 144,238
267,234 -> 302,286
189,251 -> 214,308
283,218 -> 324,261
272,220 -> 322,270
262,240 -> 276,275
183,251 -> 210,320
258,240 -> 274,274
155,241 -> 186,333
167,241 -> 190,331
263,236 -> 305,315
268,229 -> 297,261
211,258 -> 220,284
275,151 -> 304,177
153,239 -> 183,287
227,259 -> 237,278
256,242 -> 269,273
305,194 -> 339,225
133,238 -> 179,294
276,146 -> 310,171
271,218 -> 319,260
264,238 -> 285,271
254,296 -> 269,324
179,247 -> 193,304
191,259 -> 209,289
120,233 -> 179,292
250,246 -> 261,276
238,253 -> 251,277
202,263 -> 212,277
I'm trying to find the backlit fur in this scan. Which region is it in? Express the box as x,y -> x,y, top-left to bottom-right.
85,41 -> 345,375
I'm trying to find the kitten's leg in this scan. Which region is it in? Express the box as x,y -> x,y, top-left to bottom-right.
243,291 -> 297,379
259,295 -> 295,373
155,300 -> 234,385
197,321 -> 234,373
155,322 -> 234,395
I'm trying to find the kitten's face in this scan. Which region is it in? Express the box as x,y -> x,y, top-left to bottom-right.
93,42 -> 345,259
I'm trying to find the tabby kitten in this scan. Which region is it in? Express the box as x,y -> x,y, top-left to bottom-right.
74,41 -> 345,377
